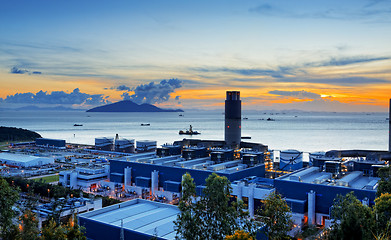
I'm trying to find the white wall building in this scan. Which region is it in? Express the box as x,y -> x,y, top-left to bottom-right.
0,152 -> 54,168
59,165 -> 110,189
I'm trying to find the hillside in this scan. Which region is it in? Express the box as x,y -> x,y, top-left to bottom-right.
0,126 -> 42,142
86,100 -> 183,112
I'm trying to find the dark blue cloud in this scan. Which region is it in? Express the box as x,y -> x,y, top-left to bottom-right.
124,79 -> 183,104
194,67 -> 296,78
114,85 -> 131,91
249,1 -> 391,21
192,56 -> 390,85
121,92 -> 131,100
269,90 -> 321,99
10,66 -> 28,74
277,76 -> 390,86
10,66 -> 42,75
0,88 -> 110,105
316,56 -> 390,67
249,4 -> 274,14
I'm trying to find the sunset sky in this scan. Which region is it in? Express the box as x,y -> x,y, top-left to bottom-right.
1,0 -> 390,111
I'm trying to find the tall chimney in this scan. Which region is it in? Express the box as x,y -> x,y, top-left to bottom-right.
225,91 -> 241,149
389,99 -> 391,152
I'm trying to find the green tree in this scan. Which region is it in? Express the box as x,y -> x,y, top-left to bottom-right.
374,193 -> 391,238
327,192 -> 375,240
18,189 -> 40,240
201,173 -> 242,239
64,214 -> 87,240
0,178 -> 20,240
377,166 -> 391,196
174,173 -> 202,240
225,230 -> 254,240
19,209 -> 40,240
259,191 -> 293,240
41,215 -> 86,240
41,219 -> 67,240
175,173 -> 258,240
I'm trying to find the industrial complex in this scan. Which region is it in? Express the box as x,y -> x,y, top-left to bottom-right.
1,92 -> 390,240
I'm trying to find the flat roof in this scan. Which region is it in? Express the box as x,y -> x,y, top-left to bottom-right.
279,167 -> 380,190
0,152 -> 50,163
79,199 -> 179,240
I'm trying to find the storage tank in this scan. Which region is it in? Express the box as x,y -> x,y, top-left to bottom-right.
279,149 -> 303,171
95,137 -> 114,151
114,138 -> 135,153
136,140 -> 157,153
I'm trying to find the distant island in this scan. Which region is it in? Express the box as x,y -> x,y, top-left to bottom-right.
0,126 -> 42,142
86,100 -> 184,112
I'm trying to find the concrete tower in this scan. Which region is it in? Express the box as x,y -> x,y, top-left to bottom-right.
225,91 -> 241,149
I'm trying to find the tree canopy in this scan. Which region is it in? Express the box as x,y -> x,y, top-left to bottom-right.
377,166 -> 391,196
175,173 -> 258,240
0,178 -> 20,240
327,192 -> 375,240
225,230 -> 254,240
0,177 -> 87,240
374,193 -> 391,236
258,191 -> 293,240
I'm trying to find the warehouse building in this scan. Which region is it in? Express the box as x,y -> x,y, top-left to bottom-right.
0,152 -> 54,168
274,166 -> 380,227
36,138 -> 66,148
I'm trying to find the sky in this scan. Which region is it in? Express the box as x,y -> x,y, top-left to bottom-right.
1,0 -> 391,112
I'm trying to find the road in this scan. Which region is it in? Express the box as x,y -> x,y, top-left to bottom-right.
28,173 -> 59,180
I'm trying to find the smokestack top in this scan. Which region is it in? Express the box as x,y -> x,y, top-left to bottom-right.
226,91 -> 240,101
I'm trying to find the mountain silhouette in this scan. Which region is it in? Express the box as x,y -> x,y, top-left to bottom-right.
86,100 -> 183,112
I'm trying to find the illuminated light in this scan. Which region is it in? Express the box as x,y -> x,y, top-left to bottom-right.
227,126 -> 230,128
239,125 -> 241,128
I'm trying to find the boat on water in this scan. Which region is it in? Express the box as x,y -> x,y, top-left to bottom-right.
179,114 -> 184,117
241,136 -> 251,139
73,124 -> 83,126
266,118 -> 275,121
141,123 -> 150,126
179,125 -> 200,135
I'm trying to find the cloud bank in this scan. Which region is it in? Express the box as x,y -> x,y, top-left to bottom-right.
269,90 -> 321,99
10,66 -> 42,75
119,79 -> 183,104
0,88 -> 109,105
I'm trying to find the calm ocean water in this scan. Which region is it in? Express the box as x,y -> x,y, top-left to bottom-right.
0,110 -> 388,153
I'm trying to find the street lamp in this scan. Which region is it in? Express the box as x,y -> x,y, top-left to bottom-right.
47,189 -> 50,198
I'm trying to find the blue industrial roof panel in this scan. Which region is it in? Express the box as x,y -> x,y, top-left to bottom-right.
79,199 -> 180,240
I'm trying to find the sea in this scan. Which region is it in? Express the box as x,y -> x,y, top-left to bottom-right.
0,110 -> 389,153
